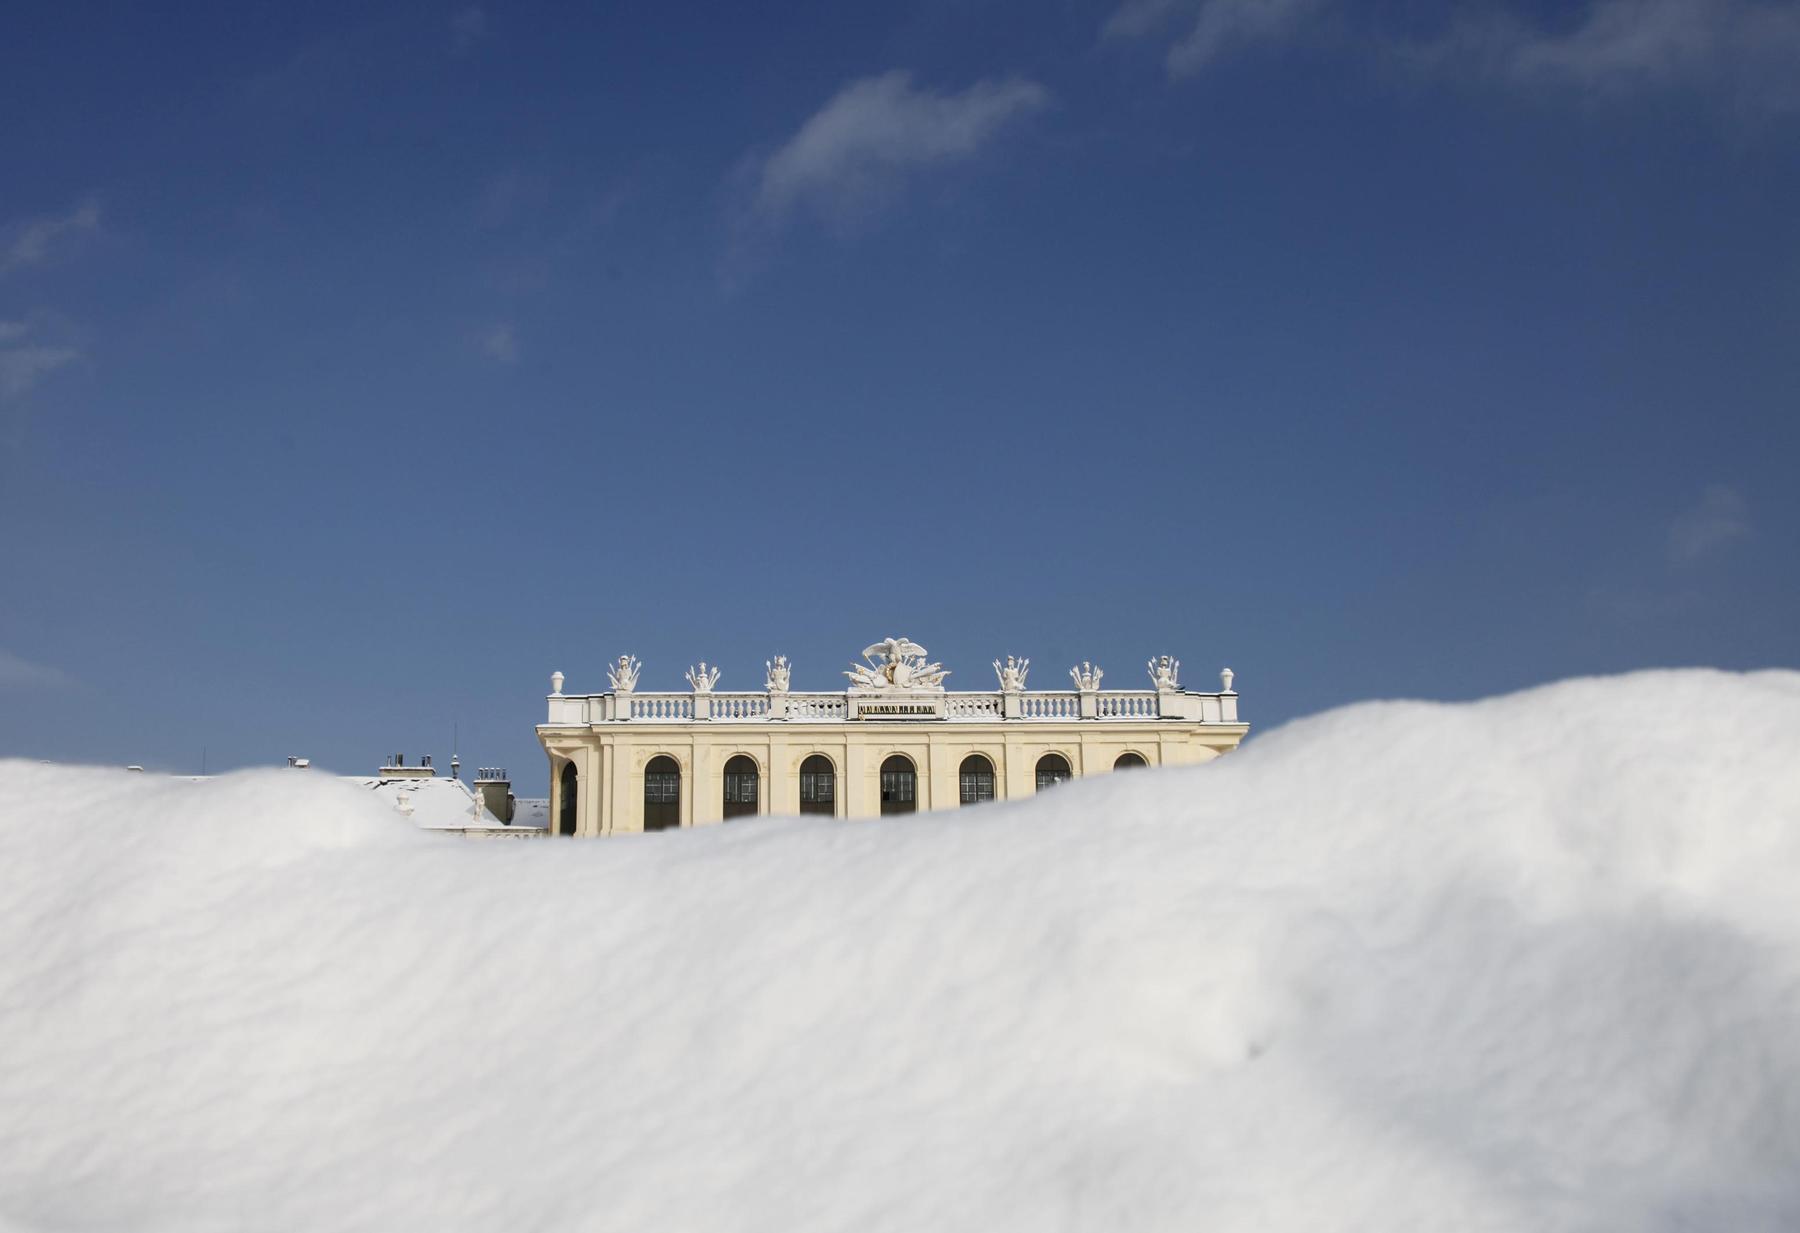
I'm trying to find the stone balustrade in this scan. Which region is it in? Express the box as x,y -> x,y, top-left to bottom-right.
546,685 -> 1238,725
1018,692 -> 1081,720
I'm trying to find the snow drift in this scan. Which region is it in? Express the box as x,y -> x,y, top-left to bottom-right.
3,669 -> 1799,1232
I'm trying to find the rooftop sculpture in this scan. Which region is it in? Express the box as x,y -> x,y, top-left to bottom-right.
608,655 -> 642,692
845,637 -> 951,691
993,656 -> 1030,691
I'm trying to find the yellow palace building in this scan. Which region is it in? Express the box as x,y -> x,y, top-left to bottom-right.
536,637 -> 1246,837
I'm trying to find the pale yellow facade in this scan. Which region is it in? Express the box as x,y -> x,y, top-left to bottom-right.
538,716 -> 1247,836
536,642 -> 1246,836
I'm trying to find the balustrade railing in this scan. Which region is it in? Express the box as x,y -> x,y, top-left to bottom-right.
546,687 -> 1235,725
709,694 -> 770,720
1019,692 -> 1081,720
786,693 -> 849,720
1095,691 -> 1157,719
628,694 -> 694,721
945,694 -> 1004,719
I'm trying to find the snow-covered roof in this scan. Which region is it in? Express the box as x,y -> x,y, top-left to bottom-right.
349,775 -> 547,833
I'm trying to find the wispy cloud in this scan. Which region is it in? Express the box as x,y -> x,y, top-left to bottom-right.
0,649 -> 72,690
0,344 -> 80,399
1106,0 -> 1325,77
451,5 -> 487,53
753,71 -> 1050,227
478,322 -> 518,364
1,201 -> 101,276
0,316 -> 79,400
1107,0 -> 1800,111
1421,0 -> 1800,110
1669,483 -> 1751,566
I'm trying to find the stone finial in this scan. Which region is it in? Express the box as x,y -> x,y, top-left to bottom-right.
765,655 -> 791,693
1221,667 -> 1235,694
1148,655 -> 1181,691
607,655 -> 642,692
993,655 -> 1030,691
550,670 -> 565,696
1070,661 -> 1103,692
686,662 -> 721,693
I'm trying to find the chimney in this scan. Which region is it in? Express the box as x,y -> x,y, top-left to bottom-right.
474,767 -> 516,824
380,752 -> 437,780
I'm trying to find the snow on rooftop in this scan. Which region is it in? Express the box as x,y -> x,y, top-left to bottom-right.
2,668 -> 1798,1231
352,773 -> 542,832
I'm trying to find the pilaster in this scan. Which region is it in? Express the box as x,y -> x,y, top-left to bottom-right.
1003,739 -> 1029,801
578,745 -> 603,837
844,742 -> 869,818
767,734 -> 790,814
690,741 -> 714,825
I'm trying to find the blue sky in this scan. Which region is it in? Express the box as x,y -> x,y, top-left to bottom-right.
3,0 -> 1796,790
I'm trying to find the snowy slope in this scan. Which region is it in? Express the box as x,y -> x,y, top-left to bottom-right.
3,669 -> 1798,1232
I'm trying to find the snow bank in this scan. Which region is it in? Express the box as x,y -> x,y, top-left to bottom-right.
3,669 -> 1799,1232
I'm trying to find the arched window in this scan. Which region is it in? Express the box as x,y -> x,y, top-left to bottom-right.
1114,752 -> 1148,770
959,754 -> 996,805
1035,753 -> 1072,792
799,754 -> 836,816
558,762 -> 578,836
880,754 -> 916,816
722,754 -> 759,820
644,755 -> 681,832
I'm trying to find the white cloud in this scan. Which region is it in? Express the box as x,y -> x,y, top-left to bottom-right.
1669,483 -> 1751,566
1107,0 -> 1800,109
1422,0 -> 1800,110
478,322 -> 517,364
0,315 -> 80,399
0,345 -> 79,399
1,201 -> 101,276
0,649 -> 72,690
755,71 -> 1050,225
1104,0 -> 1188,40
1112,0 -> 1325,77
1103,0 -> 1326,75
451,5 -> 487,52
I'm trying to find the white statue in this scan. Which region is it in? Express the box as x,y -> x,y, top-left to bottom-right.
845,636 -> 950,691
607,655 -> 641,692
765,655 -> 791,693
550,670 -> 565,696
993,655 -> 1030,691
1221,667 -> 1235,693
1070,661 -> 1103,691
685,662 -> 721,693
1149,655 -> 1181,690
